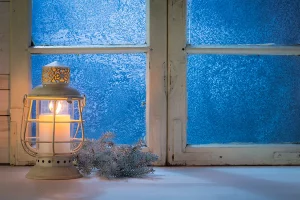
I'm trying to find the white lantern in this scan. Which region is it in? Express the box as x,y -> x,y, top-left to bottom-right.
21,61 -> 85,180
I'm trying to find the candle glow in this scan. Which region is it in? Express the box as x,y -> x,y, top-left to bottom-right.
48,101 -> 62,114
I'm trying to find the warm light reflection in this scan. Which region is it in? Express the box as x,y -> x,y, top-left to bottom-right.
49,101 -> 62,114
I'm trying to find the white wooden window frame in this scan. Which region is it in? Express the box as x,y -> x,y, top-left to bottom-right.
168,0 -> 300,165
10,0 -> 167,165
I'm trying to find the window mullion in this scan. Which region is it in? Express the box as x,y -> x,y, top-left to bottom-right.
168,0 -> 187,165
28,45 -> 149,54
186,45 -> 300,55
10,0 -> 33,165
146,0 -> 167,165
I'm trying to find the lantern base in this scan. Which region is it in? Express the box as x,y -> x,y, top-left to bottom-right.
26,165 -> 82,180
26,156 -> 82,180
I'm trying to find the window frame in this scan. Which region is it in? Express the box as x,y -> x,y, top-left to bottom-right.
168,0 -> 300,165
11,0 -> 300,166
10,0 -> 167,165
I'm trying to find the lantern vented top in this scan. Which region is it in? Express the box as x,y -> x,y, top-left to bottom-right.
29,61 -> 82,98
42,61 -> 70,85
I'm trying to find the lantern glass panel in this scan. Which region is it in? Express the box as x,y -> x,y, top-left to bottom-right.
31,99 -> 80,154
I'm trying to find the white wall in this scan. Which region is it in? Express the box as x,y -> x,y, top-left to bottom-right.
0,0 -> 10,163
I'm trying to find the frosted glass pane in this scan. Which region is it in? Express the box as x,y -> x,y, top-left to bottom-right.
32,0 -> 146,45
31,54 -> 146,144
187,55 -> 300,144
187,0 -> 300,45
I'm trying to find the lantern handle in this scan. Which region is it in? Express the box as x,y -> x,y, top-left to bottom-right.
82,95 -> 86,107
20,95 -> 38,157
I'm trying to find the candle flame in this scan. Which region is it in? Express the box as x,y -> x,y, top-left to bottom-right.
49,101 -> 62,114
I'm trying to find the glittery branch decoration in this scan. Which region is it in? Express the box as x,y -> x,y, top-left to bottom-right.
74,132 -> 158,178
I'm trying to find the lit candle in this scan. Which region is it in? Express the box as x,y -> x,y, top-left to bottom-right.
39,101 -> 70,154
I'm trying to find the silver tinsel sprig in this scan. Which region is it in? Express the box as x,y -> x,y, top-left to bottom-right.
74,132 -> 158,178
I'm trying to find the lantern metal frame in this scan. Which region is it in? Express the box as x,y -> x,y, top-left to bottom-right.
21,95 -> 86,158
20,94 -> 86,180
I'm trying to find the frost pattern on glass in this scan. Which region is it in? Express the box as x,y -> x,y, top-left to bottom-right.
32,54 -> 146,144
187,0 -> 300,45
32,0 -> 146,45
187,55 -> 300,144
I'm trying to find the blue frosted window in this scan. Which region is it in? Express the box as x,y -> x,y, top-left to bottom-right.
187,0 -> 300,45
187,55 -> 300,144
32,0 -> 146,46
31,54 -> 146,144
